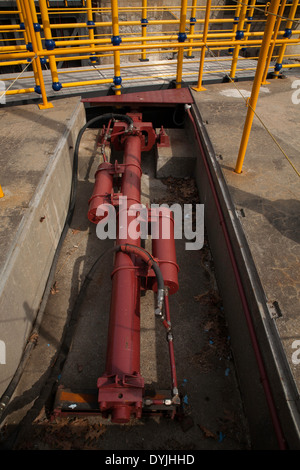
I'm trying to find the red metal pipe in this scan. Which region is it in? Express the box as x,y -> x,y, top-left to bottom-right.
53,111 -> 180,421
151,207 -> 179,295
87,162 -> 114,224
105,135 -> 142,372
97,134 -> 145,423
90,113 -> 180,423
164,293 -> 178,393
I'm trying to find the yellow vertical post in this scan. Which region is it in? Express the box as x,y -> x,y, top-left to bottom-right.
244,0 -> 256,48
232,1 -> 242,36
261,0 -> 287,84
16,0 -> 33,78
0,185 -> 4,198
23,0 -> 53,109
16,0 -> 28,43
86,0 -> 97,63
111,0 -> 122,95
230,0 -> 249,80
273,0 -> 299,78
192,0 -> 211,91
228,0 -> 242,58
20,0 -> 41,91
140,0 -> 148,62
235,0 -> 281,174
29,0 -> 43,53
39,0 -> 60,90
176,0 -> 188,89
186,0 -> 197,58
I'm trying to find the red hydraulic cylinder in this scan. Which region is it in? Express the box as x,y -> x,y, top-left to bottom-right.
151,207 -> 179,295
87,162 -> 114,224
97,134 -> 145,424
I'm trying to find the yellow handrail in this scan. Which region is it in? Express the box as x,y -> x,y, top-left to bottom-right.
230,0 -> 249,80
111,0 -> 121,95
235,0 -> 281,173
0,0 -> 299,103
273,0 -> 299,78
175,0 -> 188,89
0,0 -> 299,182
261,0 -> 287,84
192,0 -> 212,91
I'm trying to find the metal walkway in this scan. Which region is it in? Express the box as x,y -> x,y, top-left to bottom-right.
1,56 -> 260,104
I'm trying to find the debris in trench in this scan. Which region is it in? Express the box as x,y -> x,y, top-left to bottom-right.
217,409 -> 247,444
153,176 -> 200,207
189,297 -> 232,373
193,292 -> 210,302
178,414 -> 194,433
159,437 -> 196,451
198,424 -> 218,440
16,416 -> 107,450
11,175 -> 247,450
50,281 -> 59,295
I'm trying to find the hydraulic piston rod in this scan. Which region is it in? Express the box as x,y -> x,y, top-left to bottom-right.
97,134 -> 145,423
53,112 -> 180,423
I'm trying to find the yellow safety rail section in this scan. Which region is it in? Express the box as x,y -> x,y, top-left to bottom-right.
1,0 -> 300,101
0,0 -> 300,175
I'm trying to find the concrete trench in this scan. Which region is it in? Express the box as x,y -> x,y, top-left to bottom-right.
0,105 -> 251,450
1,81 -> 299,450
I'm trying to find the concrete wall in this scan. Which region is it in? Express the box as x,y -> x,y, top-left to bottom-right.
0,98 -> 86,397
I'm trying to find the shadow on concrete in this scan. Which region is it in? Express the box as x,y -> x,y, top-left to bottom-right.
229,185 -> 300,244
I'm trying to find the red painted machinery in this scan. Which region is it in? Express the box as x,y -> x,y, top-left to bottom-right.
53,112 -> 180,423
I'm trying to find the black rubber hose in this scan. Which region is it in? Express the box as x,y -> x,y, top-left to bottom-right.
118,243 -> 165,315
0,112 -> 134,423
119,243 -> 164,292
40,243 -> 165,403
70,112 -> 134,225
67,243 -> 165,322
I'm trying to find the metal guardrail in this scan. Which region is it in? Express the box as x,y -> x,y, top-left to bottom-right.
0,0 -> 299,104
0,0 -> 299,181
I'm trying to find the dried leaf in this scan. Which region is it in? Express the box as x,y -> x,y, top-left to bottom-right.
50,281 -> 59,295
199,425 -> 218,440
193,292 -> 209,302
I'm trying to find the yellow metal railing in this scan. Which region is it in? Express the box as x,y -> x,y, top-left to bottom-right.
1,0 -> 299,100
0,0 -> 299,176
